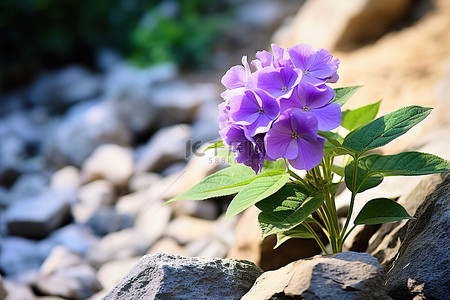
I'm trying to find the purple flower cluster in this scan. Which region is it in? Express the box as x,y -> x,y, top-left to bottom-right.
219,43 -> 341,173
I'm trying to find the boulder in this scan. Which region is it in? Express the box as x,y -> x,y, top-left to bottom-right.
97,257 -> 141,292
242,251 -> 390,300
385,174 -> 450,299
274,0 -> 412,50
102,253 -> 263,300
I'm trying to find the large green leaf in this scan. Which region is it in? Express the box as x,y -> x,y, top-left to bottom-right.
343,106 -> 432,153
166,164 -> 257,203
345,151 -> 450,193
275,224 -> 314,248
256,184 -> 324,238
262,158 -> 286,172
225,170 -> 290,221
341,100 -> 381,131
354,198 -> 412,225
332,86 -> 362,107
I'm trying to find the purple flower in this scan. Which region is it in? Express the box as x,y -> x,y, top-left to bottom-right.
280,82 -> 341,131
248,64 -> 302,100
221,56 -> 251,99
251,44 -> 289,70
229,89 -> 280,136
220,125 -> 266,173
265,111 -> 325,171
287,44 -> 339,84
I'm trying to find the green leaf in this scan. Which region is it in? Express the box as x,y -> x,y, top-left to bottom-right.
166,164 -> 257,204
216,147 -> 237,165
318,131 -> 356,156
332,86 -> 362,107
256,184 -> 324,238
343,106 -> 432,153
354,198 -> 412,225
261,158 -> 286,172
345,151 -> 450,193
341,100 -> 381,131
275,224 -> 314,248
226,170 -> 290,221
203,140 -> 224,152
332,165 -> 345,177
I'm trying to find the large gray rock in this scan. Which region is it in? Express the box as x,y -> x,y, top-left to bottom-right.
5,190 -> 71,239
385,174 -> 450,299
102,253 -> 263,300
242,251 -> 390,300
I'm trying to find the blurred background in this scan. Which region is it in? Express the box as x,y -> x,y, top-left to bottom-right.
0,0 -> 449,299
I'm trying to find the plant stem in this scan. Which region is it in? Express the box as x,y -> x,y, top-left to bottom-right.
303,222 -> 329,255
340,155 -> 359,244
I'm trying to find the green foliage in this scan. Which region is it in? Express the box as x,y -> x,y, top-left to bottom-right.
341,100 -> 381,131
332,86 -> 362,107
343,106 -> 433,153
275,224 -> 314,248
354,198 -> 412,225
256,184 -> 323,239
345,152 -> 450,193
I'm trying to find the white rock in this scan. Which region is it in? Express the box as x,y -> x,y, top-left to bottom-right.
165,215 -> 215,245
127,172 -> 160,192
81,144 -> 134,189
50,166 -> 81,191
73,180 -> 116,224
135,124 -> 191,172
39,246 -> 82,276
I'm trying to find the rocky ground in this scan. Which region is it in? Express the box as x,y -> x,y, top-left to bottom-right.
1,0 -> 449,299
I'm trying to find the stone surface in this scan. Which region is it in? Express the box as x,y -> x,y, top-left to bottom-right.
45,100 -> 131,167
164,215 -> 216,245
368,174 -> 445,268
135,124 -> 191,172
35,264 -> 102,300
81,144 -> 134,189
97,257 -> 141,292
242,251 -> 390,300
385,174 -> 450,299
0,275 -> 6,300
50,166 -> 81,191
5,191 -> 71,239
102,253 -> 263,300
46,224 -> 99,256
146,237 -> 186,256
85,209 -> 134,236
39,246 -> 81,276
274,0 -> 412,50
2,280 -> 36,300
72,180 -> 116,224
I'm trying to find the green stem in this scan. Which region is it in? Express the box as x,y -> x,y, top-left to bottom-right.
340,155 -> 359,243
303,222 -> 329,255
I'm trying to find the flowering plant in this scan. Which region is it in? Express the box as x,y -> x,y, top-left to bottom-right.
168,43 -> 450,254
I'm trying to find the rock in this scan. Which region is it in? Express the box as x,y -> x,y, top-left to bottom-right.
135,124 -> 191,172
102,253 -> 263,300
0,275 -> 7,300
171,199 -> 219,220
9,172 -> 48,201
146,237 -> 186,256
86,228 -> 155,268
127,172 -> 160,192
28,65 -> 101,113
191,100 -> 221,144
72,180 -> 116,224
5,190 -> 71,239
115,190 -> 149,216
50,166 -> 81,191
85,208 -> 134,236
81,144 -> 134,189
45,100 -> 131,167
274,0 -> 412,50
152,82 -> 218,127
47,224 -> 98,256
184,237 -> 228,258
133,199 -> 172,241
0,236 -> 48,277
2,280 -> 36,300
35,264 -> 102,300
164,215 -> 215,245
97,257 -> 141,292
368,174 -> 445,268
39,246 -> 81,276
242,251 -> 390,300
385,174 -> 450,299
